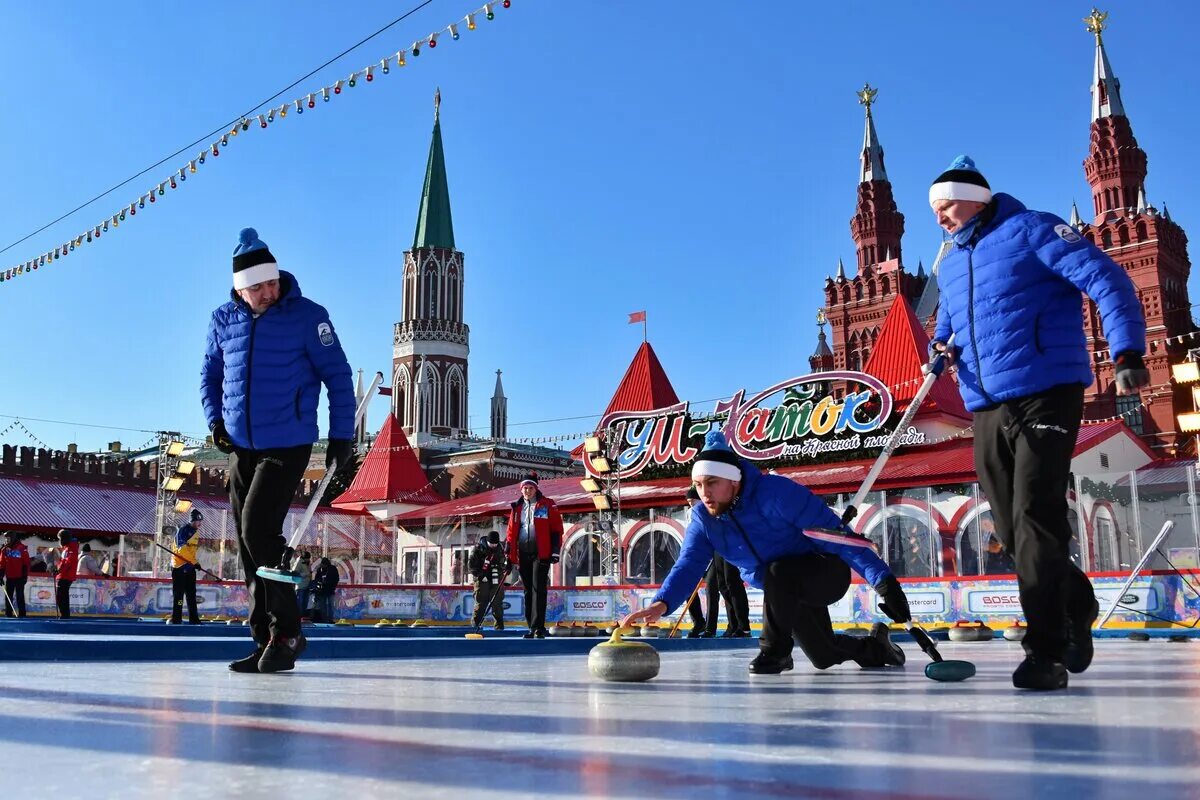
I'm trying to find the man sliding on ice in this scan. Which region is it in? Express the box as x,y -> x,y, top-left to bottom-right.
622,430 -> 913,675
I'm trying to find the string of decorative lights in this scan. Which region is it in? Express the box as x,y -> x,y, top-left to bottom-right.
0,0 -> 514,288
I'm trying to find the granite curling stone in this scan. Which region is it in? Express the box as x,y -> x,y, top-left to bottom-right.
589,628 -> 661,682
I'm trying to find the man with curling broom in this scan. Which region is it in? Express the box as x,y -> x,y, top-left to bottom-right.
927,156 -> 1148,689
623,430 -> 913,675
201,227 -> 354,674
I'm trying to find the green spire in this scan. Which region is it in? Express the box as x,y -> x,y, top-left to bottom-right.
412,89 -> 456,250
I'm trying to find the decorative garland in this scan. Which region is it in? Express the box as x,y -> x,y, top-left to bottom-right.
0,0 -> 514,288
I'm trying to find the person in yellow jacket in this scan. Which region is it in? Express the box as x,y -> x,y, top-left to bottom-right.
171,509 -> 204,625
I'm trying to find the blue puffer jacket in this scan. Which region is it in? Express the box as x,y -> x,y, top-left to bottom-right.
934,193 -> 1146,411
201,271 -> 355,450
653,463 -> 892,613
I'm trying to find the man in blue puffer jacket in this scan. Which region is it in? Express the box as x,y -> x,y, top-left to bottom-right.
929,156 -> 1150,690
622,431 -> 912,675
201,227 -> 354,674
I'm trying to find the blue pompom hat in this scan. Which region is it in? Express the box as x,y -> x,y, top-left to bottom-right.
691,429 -> 742,482
929,155 -> 992,207
231,227 -> 279,289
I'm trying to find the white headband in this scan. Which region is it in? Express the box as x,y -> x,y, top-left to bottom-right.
691,460 -> 741,482
928,182 -> 992,208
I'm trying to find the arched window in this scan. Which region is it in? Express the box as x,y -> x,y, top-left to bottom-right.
563,532 -> 605,586
1101,229 -> 1113,249
427,274 -> 438,318
878,513 -> 936,578
626,528 -> 683,584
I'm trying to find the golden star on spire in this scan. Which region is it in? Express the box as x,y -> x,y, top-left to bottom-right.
856,83 -> 878,110
1084,8 -> 1108,37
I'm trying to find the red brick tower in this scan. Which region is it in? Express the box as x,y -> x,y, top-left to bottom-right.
824,85 -> 929,375
1075,10 -> 1194,451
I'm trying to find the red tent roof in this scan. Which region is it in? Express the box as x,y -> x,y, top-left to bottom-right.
572,341 -> 681,458
600,341 -> 680,418
862,294 -> 970,421
333,415 -> 443,509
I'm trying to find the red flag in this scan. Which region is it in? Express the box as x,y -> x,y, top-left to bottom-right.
628,310 -> 646,324
378,386 -> 393,396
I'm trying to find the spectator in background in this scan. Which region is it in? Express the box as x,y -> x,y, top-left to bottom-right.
293,552 -> 313,619
43,545 -> 59,578
0,532 -> 30,618
310,557 -> 340,623
506,473 -> 563,640
982,517 -> 1016,575
469,532 -> 509,633
77,544 -> 102,577
170,510 -> 204,625
55,529 -> 80,618
29,547 -> 47,575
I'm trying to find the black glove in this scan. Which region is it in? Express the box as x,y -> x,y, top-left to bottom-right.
550,554 -> 560,565
874,575 -> 911,624
1114,351 -> 1150,395
326,438 -> 354,473
210,421 -> 234,454
929,340 -> 957,368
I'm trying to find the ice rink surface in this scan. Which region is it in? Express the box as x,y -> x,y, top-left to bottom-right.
3,639 -> 1197,800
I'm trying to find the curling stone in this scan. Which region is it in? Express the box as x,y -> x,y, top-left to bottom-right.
226,619 -> 240,626
375,619 -> 392,628
548,623 -> 568,637
1002,621 -> 1027,642
1128,631 -> 1151,641
948,621 -> 994,642
639,624 -> 661,638
589,628 -> 660,682
843,626 -> 870,637
409,619 -> 427,628
584,624 -> 600,637
1169,634 -> 1190,643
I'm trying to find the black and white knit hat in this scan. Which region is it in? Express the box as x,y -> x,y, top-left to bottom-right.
928,155 -> 992,207
519,471 -> 539,489
691,430 -> 741,482
232,227 -> 280,290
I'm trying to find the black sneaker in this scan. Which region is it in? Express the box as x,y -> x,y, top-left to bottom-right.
522,631 -> 536,639
734,629 -> 753,639
1064,597 -> 1100,674
687,626 -> 703,639
748,651 -> 794,674
534,628 -> 547,639
229,646 -> 266,674
258,633 -> 307,674
494,623 -> 504,631
1013,656 -> 1068,690
699,631 -> 715,639
870,622 -> 906,667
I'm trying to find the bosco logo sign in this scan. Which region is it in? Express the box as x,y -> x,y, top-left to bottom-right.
565,593 -> 612,620
966,588 -> 1023,615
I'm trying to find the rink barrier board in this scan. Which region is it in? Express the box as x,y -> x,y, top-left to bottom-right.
5,572 -> 1193,628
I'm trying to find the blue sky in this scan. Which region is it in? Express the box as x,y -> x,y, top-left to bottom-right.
0,1 -> 1194,452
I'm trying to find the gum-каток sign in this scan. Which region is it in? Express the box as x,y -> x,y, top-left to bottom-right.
586,371 -> 894,481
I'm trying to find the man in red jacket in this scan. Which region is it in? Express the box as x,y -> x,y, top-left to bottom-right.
0,532 -> 30,618
506,473 -> 563,639
54,529 -> 80,619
